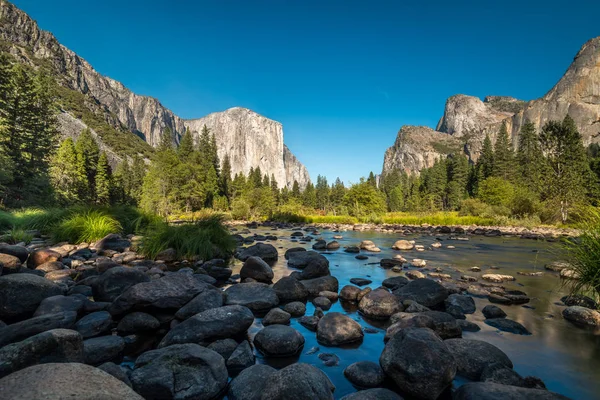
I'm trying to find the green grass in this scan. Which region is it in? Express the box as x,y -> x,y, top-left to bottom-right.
138,215 -> 236,261
380,212 -> 497,226
564,210 -> 600,301
1,228 -> 34,245
52,210 -> 122,243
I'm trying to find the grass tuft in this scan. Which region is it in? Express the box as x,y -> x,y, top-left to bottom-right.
564,209 -> 600,301
1,228 -> 34,244
52,210 -> 122,244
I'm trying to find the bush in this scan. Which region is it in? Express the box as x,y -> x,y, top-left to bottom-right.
459,198 -> 491,217
52,210 -> 122,243
103,205 -> 161,234
510,186 -> 540,218
231,198 -> 251,220
564,209 -> 600,300
139,215 -> 236,261
478,177 -> 515,207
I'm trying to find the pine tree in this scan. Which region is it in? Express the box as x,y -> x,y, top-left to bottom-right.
516,121 -> 544,193
231,172 -> 247,199
210,133 -> 220,177
49,138 -> 84,204
291,180 -> 301,198
159,127 -> 174,151
492,123 -> 514,181
423,158 -> 447,210
130,155 -> 146,203
302,182 -> 317,208
112,159 -> 130,204
315,175 -> 330,210
330,178 -> 346,212
178,127 -> 194,161
219,153 -> 232,199
270,173 -> 279,205
262,173 -> 270,188
367,171 -> 377,188
477,134 -> 494,181
446,154 -> 469,210
95,152 -> 111,205
388,185 -> 404,211
75,128 -> 100,201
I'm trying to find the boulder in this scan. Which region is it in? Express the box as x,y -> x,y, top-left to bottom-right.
444,294 -> 476,315
385,314 -> 437,342
201,259 -> 232,282
482,305 -> 507,319
240,256 -> 274,283
227,364 -> 276,400
283,301 -> 306,317
482,274 -> 515,283
561,294 -> 598,309
98,361 -> 132,387
92,267 -> 151,303
263,308 -> 291,325
0,311 -> 77,347
481,362 -> 527,387
207,338 -> 238,360
312,240 -> 327,250
379,327 -> 456,400
254,325 -> 305,357
392,240 -> 414,250
300,258 -> 331,279
0,363 -> 142,399
0,244 -> 28,263
485,318 -> 531,335
340,388 -> 403,400
0,274 -> 63,320
360,240 -> 380,252
454,382 -> 571,400
160,305 -> 254,347
33,295 -> 84,317
380,258 -> 404,269
345,246 -> 360,253
359,288 -> 402,319
94,234 -> 131,253
75,311 -> 113,338
458,320 -> 481,332
0,328 -> 83,378
406,270 -> 425,279
312,296 -> 332,310
316,312 -> 364,346
237,243 -> 278,263
298,316 -> 320,331
174,286 -> 224,320
382,276 -> 409,290
319,290 -> 339,301
562,306 -> 600,327
287,251 -> 327,269
27,249 -> 61,269
343,361 -> 385,389
340,285 -> 361,301
445,338 -> 513,380
83,335 -> 125,366
326,241 -> 340,250
0,253 -> 21,272
130,344 -> 228,400
35,261 -> 65,273
350,278 -> 372,286
273,276 -> 309,303
300,275 -> 339,297
260,363 -> 335,399
226,340 -> 255,374
284,247 -> 306,259
393,278 -> 448,308
224,282 -> 279,314
116,312 -> 160,335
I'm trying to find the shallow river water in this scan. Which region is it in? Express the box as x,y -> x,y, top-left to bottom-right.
229,226 -> 600,400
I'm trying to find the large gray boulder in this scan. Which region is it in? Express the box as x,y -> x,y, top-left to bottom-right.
273,276 -> 309,303
0,311 -> 77,347
0,362 -> 143,399
160,305 -> 254,347
562,306 -> 600,327
0,253 -> 22,272
130,344 -> 228,400
240,256 -> 274,283
254,325 -> 305,357
380,327 -> 456,400
343,361 -> 385,389
174,286 -> 224,320
83,335 -> 125,366
224,282 -> 279,314
340,388 -> 403,400
0,329 -> 83,378
0,244 -> 29,263
33,295 -> 85,317
0,274 -> 63,320
317,312 -> 364,346
237,243 -> 278,263
260,363 -> 335,399
287,250 -> 327,269
75,311 -> 113,338
359,288 -> 402,320
393,278 -> 448,308
445,338 -> 513,380
454,382 -> 571,400
92,267 -> 150,303
116,312 -> 160,335
300,275 -> 339,297
228,364 -> 277,400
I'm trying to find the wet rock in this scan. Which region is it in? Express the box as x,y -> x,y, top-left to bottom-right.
75,311 -> 112,338
562,306 -> 600,327
299,316 -> 320,331
485,318 -> 531,335
202,259 -> 233,282
174,286 -> 224,320
445,338 -> 513,380
227,364 -> 276,400
318,352 -> 340,366
340,285 -> 361,301
240,256 -> 274,283
392,240 -> 414,250
283,301 -> 306,317
345,246 -> 360,253
263,308 -> 291,325
357,287 -> 372,301
319,290 -> 339,301
380,327 -> 456,400
482,274 -> 515,283
160,305 -> 254,347
227,340 -> 255,374
0,362 -> 142,399
561,295 -> 598,310
406,270 -> 425,279
131,343 -> 227,400
284,247 -> 306,259
380,258 -> 404,269
393,278 -> 449,308
317,312 -> 364,346
273,276 -> 309,303
225,282 -> 279,315
404,300 -> 431,313
116,312 -> 160,335
0,311 -> 77,347
300,257 -> 331,279
98,361 -> 132,387
254,325 -> 305,357
35,261 -> 65,273
0,328 -> 83,378
287,251 -> 327,269
385,314 -> 436,342
454,382 -> 570,400
344,361 -> 385,388
340,388 -> 404,400
312,240 -> 327,250
445,294 -> 476,318
482,305 -> 507,319
350,277 -> 372,286
326,241 -> 340,250
237,243 -> 278,263
0,274 -> 63,321
545,261 -> 571,272
0,244 -> 29,263
83,335 -> 125,366
300,275 -> 339,297
33,295 -> 84,317
207,338 -> 238,360
382,276 -> 409,290
27,249 -> 61,269
312,296 -> 332,310
458,319 -> 481,332
359,288 -> 402,319
390,311 -> 460,339
360,240 -> 381,252
260,363 -> 335,399
356,254 -> 368,260
92,267 -> 150,303
481,362 -> 526,387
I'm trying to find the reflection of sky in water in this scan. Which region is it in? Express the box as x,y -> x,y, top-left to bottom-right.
230,227 -> 600,399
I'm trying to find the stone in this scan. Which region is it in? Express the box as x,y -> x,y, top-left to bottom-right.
360,240 -> 380,252
240,256 -> 274,283
116,312 -> 160,334
359,288 -> 402,319
340,285 -> 361,301
260,363 -> 335,399
131,343 -> 227,400
98,362 -> 132,387
92,266 -> 151,303
0,253 -> 21,272
454,382 -> 571,400
202,259 -> 233,282
237,243 -> 278,263
392,240 -> 414,250
318,290 -> 339,301
287,250 -> 327,269
406,270 -> 425,279
285,247 -> 306,259
227,364 -> 277,400
83,335 -> 125,366
312,296 -> 332,310
458,319 -> 481,332
380,327 -> 456,400
561,294 -> 598,309
280,302 -> 304,317
227,340 -> 255,374
445,338 -> 513,380
482,274 -> 516,283
33,295 -> 84,317
357,287 -> 371,301
273,276 -> 309,303
445,294 -> 476,318
300,257 -> 331,279
224,282 -> 279,314
156,247 -> 177,262
480,362 -> 527,387
0,274 -> 63,321
263,308 -> 291,325
0,244 -> 28,263
562,306 -> 600,327
318,352 -> 340,367
75,311 -> 113,338
482,305 -> 507,319
0,363 -> 142,399
160,305 -> 254,347
27,249 -> 61,269
0,311 -> 77,347
316,312 -> 364,346
207,338 -> 238,360
343,361 -> 385,389
545,261 -> 571,272
35,261 -> 65,273
345,246 -> 360,253
174,286 -> 224,320
380,258 -> 403,268
382,276 -> 409,290
393,278 -> 448,308
349,278 -> 371,286
312,239 -> 327,250
326,241 -> 340,250
485,318 -> 532,335
94,234 -> 131,253
300,275 -> 339,297
298,316 -> 319,331
340,388 -> 403,400
254,325 -> 305,357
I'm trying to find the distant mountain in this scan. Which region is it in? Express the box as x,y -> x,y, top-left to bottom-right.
383,37 -> 600,176
0,0 -> 310,188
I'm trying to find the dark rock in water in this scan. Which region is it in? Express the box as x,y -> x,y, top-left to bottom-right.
393,278 -> 449,308
109,274 -> 207,316
340,285 -> 361,301
382,276 -> 409,290
224,282 -> 279,314
193,273 -> 217,285
350,277 -> 372,286
345,246 -> 360,253
482,305 -> 507,319
445,294 -> 476,315
131,343 -> 227,400
385,314 -> 436,342
485,318 -> 531,335
380,327 -> 456,400
260,363 -> 335,399
237,243 -> 278,263
380,259 -> 403,269
175,286 -> 224,320
263,308 -> 291,325
481,362 -> 526,387
454,382 -> 571,400
300,275 -> 339,297
418,311 -> 461,339
116,312 -> 160,335
240,256 -> 274,283
0,244 -> 29,263
287,251 -> 328,269
312,296 -> 332,310
299,316 -> 320,331
340,388 -> 403,400
83,335 -> 125,366
0,274 -> 63,321
207,338 -> 238,360
317,312 -> 363,346
98,361 -> 132,387
227,364 -> 276,400
0,328 -> 83,378
284,247 -> 306,259
312,240 -> 327,250
326,241 -> 340,250
355,254 -> 369,260
457,319 -> 481,332
283,301 -> 306,317
300,258 -> 331,279
0,363 -> 142,399
445,338 -> 513,380
318,352 -> 340,367
75,311 -> 113,339
273,276 -> 309,303
488,294 -> 513,305
254,325 -> 305,357
160,305 -> 254,347
95,234 -> 131,253
359,288 -> 402,320
227,340 -> 255,374
562,306 -> 600,327
344,361 -> 385,388
203,264 -> 232,282
0,311 -> 77,347
561,294 -> 598,310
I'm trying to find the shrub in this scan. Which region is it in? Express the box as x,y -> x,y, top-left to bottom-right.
510,186 -> 540,218
139,215 -> 236,261
478,177 -> 515,207
0,210 -> 14,231
459,198 -> 491,217
564,209 -> 600,300
1,228 -> 33,244
231,198 -> 251,220
103,205 -> 161,234
11,208 -> 71,232
52,210 -> 122,243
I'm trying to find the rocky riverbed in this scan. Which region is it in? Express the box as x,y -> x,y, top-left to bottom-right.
0,223 -> 598,399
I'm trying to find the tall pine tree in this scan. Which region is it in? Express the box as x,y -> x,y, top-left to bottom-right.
95,152 -> 111,205
516,121 -> 544,193
492,123 -> 514,181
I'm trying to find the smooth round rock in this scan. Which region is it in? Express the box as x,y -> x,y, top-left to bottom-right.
340,388 -> 404,400
240,256 -> 274,283
316,312 -> 364,346
344,361 -> 385,388
445,338 -> 513,380
359,288 -> 402,320
254,325 -> 305,357
260,363 -> 335,400
263,308 -> 291,326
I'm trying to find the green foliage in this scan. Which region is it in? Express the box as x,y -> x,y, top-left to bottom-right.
343,178 -> 387,217
1,228 -> 33,244
492,123 -> 515,181
51,210 -> 122,243
478,177 -> 515,207
477,134 -> 494,180
517,121 -> 545,193
95,152 -> 111,205
231,198 -> 251,220
138,215 -> 236,261
564,209 -> 600,300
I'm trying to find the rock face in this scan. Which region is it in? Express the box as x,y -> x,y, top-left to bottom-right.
0,1 -> 310,187
382,37 -> 600,176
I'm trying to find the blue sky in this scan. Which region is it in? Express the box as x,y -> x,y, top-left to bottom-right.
12,0 -> 600,185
